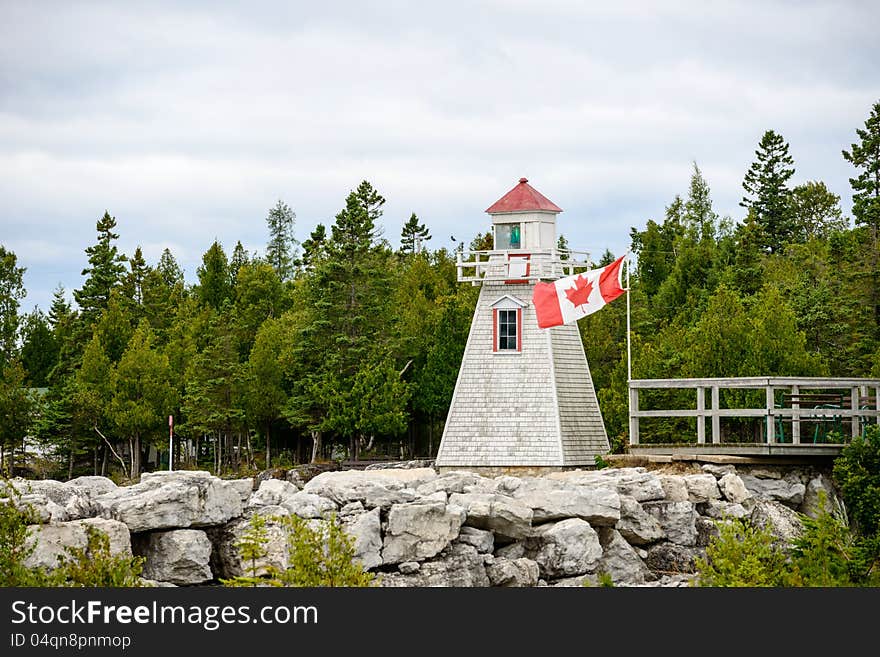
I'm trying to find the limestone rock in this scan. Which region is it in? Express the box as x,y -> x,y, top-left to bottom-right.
24,518 -> 132,570
381,501 -> 464,565
718,473 -> 753,506
509,478 -> 620,526
684,474 -> 721,502
135,529 -> 213,585
95,470 -> 243,532
448,492 -> 533,540
11,478 -> 94,521
701,464 -> 736,477
643,501 -> 697,546
740,475 -> 805,507
644,542 -> 703,575
486,558 -> 540,587
800,474 -> 842,519
208,506 -> 290,579
225,478 -> 256,505
342,507 -> 382,570
416,471 -> 490,496
701,500 -> 749,520
658,475 -> 689,502
67,475 -> 119,498
596,528 -> 651,585
494,542 -> 525,560
616,495 -> 665,545
457,526 -> 495,554
528,518 -> 602,578
248,479 -> 300,507
749,500 -> 804,546
302,470 -> 420,509
380,543 -> 489,587
550,468 -> 665,502
695,516 -> 719,548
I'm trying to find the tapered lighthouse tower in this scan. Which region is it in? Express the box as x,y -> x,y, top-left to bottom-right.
434,178 -> 610,474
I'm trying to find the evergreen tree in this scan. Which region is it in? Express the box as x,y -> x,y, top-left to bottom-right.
196,240 -> 232,311
241,318 -> 286,468
110,322 -> 176,477
265,200 -> 297,281
399,213 -> 431,256
298,224 -> 327,271
229,241 -> 250,289
788,181 -> 848,241
74,211 -> 127,325
19,308 -> 57,387
0,246 -> 26,367
741,130 -> 796,253
156,248 -> 184,288
843,100 -> 880,235
0,360 -> 35,475
684,163 -> 718,241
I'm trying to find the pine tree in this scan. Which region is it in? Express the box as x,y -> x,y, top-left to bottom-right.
74,211 -> 127,325
156,248 -> 184,288
741,130 -> 796,253
196,240 -> 232,311
399,213 -> 431,256
789,181 -> 848,241
0,246 -> 26,367
265,200 -> 297,281
241,318 -> 286,468
19,308 -> 57,387
298,224 -> 327,271
843,100 -> 880,235
229,241 -> 250,288
684,163 -> 718,242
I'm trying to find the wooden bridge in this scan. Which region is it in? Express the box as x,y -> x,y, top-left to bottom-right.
627,377 -> 880,459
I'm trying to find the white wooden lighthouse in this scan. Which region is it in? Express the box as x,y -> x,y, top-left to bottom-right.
434,178 -> 610,474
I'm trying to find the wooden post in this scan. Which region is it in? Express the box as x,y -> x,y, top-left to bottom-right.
629,387 -> 639,445
696,386 -> 705,444
852,386 -> 861,440
791,384 -> 800,445
711,385 -> 720,444
766,386 -> 775,444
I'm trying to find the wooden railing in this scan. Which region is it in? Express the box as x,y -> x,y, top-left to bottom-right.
456,248 -> 592,283
628,377 -> 880,446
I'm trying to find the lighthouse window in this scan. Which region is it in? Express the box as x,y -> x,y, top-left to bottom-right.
496,223 -> 522,250
497,309 -> 519,351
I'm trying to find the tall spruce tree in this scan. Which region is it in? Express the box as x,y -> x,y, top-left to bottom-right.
74,211 -> 127,325
19,308 -> 57,387
399,213 -> 431,256
741,130 -> 796,253
196,240 -> 232,310
0,245 -> 26,367
843,100 -> 880,235
229,241 -> 250,289
265,200 -> 297,281
298,224 -> 327,272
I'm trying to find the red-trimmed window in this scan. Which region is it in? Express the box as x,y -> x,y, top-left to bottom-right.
493,308 -> 522,352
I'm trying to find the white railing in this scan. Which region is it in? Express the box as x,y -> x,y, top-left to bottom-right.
456,248 -> 592,283
628,377 -> 880,447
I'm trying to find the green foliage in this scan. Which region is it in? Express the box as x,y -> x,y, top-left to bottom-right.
73,211 -> 127,327
0,244 -> 26,367
196,240 -> 232,311
19,308 -> 57,387
265,199 -> 298,281
694,516 -> 790,587
0,481 -> 51,586
842,100 -> 880,233
399,212 -> 431,256
741,129 -> 796,253
832,425 -> 880,537
223,512 -> 376,588
53,524 -> 145,587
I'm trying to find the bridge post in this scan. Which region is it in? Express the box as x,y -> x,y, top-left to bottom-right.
628,386 -> 639,445
766,385 -> 775,444
696,386 -> 705,444
711,385 -> 720,444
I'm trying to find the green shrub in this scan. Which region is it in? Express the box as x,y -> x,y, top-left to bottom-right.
694,516 -> 790,587
53,525 -> 145,587
0,482 -> 52,586
223,512 -> 376,587
832,425 -> 880,537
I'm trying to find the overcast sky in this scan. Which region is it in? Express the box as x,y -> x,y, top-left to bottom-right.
2,0 -> 878,314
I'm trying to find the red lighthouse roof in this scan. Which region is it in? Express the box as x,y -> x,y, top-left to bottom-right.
485,177 -> 563,214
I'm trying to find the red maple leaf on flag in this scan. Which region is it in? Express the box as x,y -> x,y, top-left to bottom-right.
564,275 -> 593,308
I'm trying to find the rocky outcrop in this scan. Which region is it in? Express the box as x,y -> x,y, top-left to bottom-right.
10,461 -> 842,588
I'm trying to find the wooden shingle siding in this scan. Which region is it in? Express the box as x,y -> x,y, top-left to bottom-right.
436,281 -> 610,467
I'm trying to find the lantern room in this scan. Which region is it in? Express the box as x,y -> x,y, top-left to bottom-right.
486,177 -> 562,251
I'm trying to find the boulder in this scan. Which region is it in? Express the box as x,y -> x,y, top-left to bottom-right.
67,475 -> 119,498
596,528 -> 651,585
644,542 -> 703,575
749,500 -> 804,547
283,492 -> 338,519
416,471 -> 490,496
701,500 -> 749,520
684,474 -> 721,502
135,529 -> 213,585
302,470 -> 421,509
208,506 -> 290,579
225,478 -> 256,505
701,464 -> 736,478
494,542 -> 526,560
381,501 -> 465,565
550,468 -> 666,502
800,474 -> 842,519
24,518 -> 132,571
509,478 -> 620,526
616,495 -> 665,545
456,526 -> 495,554
486,558 -> 540,587
658,475 -> 689,502
11,479 -> 93,521
718,473 -> 753,505
643,501 -> 697,546
740,475 -> 805,507
448,492 -> 533,540
95,471 -> 243,532
527,518 -> 602,578
248,479 -> 300,507
380,543 -> 489,587
695,516 -> 720,548
342,507 -> 382,570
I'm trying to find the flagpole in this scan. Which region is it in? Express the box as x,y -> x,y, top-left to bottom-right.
626,251 -> 632,382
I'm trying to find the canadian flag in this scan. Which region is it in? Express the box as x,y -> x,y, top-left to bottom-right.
532,254 -> 627,329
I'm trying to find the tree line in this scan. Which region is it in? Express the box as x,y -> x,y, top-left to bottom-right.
1,99 -> 878,479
